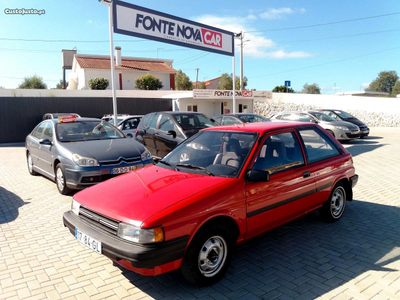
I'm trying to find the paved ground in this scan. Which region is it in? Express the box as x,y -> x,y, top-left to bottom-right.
1,127 -> 400,300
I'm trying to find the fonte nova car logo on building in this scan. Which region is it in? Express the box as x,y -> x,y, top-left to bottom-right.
135,14 -> 223,48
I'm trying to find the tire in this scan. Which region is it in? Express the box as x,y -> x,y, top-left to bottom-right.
320,183 -> 347,222
55,164 -> 71,195
181,224 -> 233,286
27,152 -> 38,175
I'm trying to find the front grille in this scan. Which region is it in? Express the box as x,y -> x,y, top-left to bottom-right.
100,157 -> 141,166
346,133 -> 360,138
81,174 -> 116,184
78,206 -> 119,235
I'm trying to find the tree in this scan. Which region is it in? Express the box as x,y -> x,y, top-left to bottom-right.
55,80 -> 68,89
302,83 -> 321,94
18,75 -> 47,89
88,77 -> 109,90
135,74 -> 163,90
391,80 -> 400,97
216,73 -> 248,90
273,85 -> 294,93
175,70 -> 193,90
197,82 -> 206,89
366,70 -> 399,94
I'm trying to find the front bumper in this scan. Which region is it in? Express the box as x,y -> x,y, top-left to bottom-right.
64,160 -> 153,189
63,211 -> 189,269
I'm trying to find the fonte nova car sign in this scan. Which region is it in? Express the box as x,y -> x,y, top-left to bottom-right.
113,0 -> 234,56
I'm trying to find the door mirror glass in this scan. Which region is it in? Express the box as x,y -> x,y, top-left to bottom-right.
39,139 -> 52,145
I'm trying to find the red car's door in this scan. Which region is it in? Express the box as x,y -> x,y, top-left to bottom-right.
245,130 -> 316,239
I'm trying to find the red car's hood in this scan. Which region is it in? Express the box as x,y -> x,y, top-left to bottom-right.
73,166 -> 230,224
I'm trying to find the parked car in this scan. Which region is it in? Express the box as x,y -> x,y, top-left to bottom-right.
212,113 -> 270,125
270,111 -> 361,141
101,114 -> 143,136
318,109 -> 370,138
26,116 -> 153,194
63,121 -> 358,286
135,111 -> 218,160
42,113 -> 81,120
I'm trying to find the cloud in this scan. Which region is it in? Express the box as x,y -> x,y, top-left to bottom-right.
195,14 -> 312,59
259,7 -> 306,20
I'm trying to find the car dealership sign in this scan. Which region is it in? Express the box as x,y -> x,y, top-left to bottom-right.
113,0 -> 234,56
193,89 -> 253,99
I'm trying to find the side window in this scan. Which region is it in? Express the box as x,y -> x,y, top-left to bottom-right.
223,116 -> 240,125
213,117 -> 222,124
158,114 -> 175,132
33,123 -> 47,139
141,114 -> 150,127
147,113 -> 159,129
299,113 -> 314,122
123,118 -> 140,130
252,131 -> 304,173
42,123 -> 54,142
325,111 -> 339,120
298,128 -> 341,164
283,114 -> 299,121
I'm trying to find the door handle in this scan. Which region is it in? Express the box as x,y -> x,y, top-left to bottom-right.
303,171 -> 311,178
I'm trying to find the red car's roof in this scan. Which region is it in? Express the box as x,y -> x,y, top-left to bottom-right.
203,121 -> 313,134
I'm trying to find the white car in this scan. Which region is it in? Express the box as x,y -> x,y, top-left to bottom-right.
101,114 -> 143,136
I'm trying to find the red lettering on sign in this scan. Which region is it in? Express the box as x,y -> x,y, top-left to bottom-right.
201,29 -> 222,48
242,91 -> 253,97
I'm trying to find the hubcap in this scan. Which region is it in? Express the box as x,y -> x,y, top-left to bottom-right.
198,236 -> 227,277
330,186 -> 345,218
56,168 -> 65,191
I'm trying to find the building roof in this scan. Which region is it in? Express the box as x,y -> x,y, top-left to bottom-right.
75,55 -> 177,73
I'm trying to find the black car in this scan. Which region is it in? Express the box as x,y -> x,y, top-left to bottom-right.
319,109 -> 370,138
212,113 -> 270,125
135,111 -> 218,161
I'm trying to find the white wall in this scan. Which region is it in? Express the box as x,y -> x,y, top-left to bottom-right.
268,93 -> 400,114
177,98 -> 254,116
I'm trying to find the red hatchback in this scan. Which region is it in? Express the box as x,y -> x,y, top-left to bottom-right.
63,122 -> 358,286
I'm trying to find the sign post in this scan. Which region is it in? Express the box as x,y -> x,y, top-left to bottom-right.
284,80 -> 291,93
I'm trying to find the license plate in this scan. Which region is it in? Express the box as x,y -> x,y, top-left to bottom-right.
75,228 -> 102,254
111,165 -> 137,174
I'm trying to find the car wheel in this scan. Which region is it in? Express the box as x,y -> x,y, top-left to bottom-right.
326,130 -> 335,138
320,183 -> 346,222
179,151 -> 190,162
27,152 -> 38,175
56,164 -> 71,195
181,224 -> 233,286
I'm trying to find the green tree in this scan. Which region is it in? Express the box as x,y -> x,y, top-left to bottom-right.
135,74 -> 163,90
391,80 -> 400,97
273,85 -> 294,93
302,83 -> 321,94
197,82 -> 206,89
366,70 -> 399,94
175,70 -> 193,90
18,75 -> 47,89
88,77 -> 109,90
216,73 -> 248,90
55,80 -> 68,89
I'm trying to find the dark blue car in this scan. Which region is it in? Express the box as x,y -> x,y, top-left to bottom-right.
25,116 -> 153,194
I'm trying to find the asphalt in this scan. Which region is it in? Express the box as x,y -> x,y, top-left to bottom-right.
1,127 -> 400,300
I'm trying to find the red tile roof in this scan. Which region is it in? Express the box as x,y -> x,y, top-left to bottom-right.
76,56 -> 177,73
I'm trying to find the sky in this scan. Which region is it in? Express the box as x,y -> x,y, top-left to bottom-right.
0,0 -> 399,93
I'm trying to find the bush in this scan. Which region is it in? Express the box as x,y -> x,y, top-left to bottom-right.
135,74 -> 163,90
88,77 -> 109,90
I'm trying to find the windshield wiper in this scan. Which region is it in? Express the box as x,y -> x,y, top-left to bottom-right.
158,160 -> 172,167
175,163 -> 214,176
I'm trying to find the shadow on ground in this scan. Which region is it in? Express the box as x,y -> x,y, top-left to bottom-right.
0,187 -> 30,224
113,200 -> 400,299
344,136 -> 385,157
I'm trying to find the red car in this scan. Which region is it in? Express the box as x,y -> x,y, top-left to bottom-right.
63,122 -> 358,286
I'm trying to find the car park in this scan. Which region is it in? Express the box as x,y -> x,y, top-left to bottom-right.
101,114 -> 143,136
135,111 -> 218,160
270,111 -> 361,141
318,109 -> 370,138
26,115 -> 153,194
212,113 -> 270,125
42,113 -> 81,120
63,121 -> 358,286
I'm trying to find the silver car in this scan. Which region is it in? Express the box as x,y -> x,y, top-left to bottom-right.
270,111 -> 360,141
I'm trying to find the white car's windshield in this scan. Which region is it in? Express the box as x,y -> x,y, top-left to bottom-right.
160,131 -> 257,177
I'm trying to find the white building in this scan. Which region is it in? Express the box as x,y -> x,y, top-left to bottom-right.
68,47 -> 177,90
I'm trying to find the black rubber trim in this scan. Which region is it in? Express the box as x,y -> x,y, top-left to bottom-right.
247,181 -> 333,218
350,174 -> 358,188
63,211 -> 189,269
